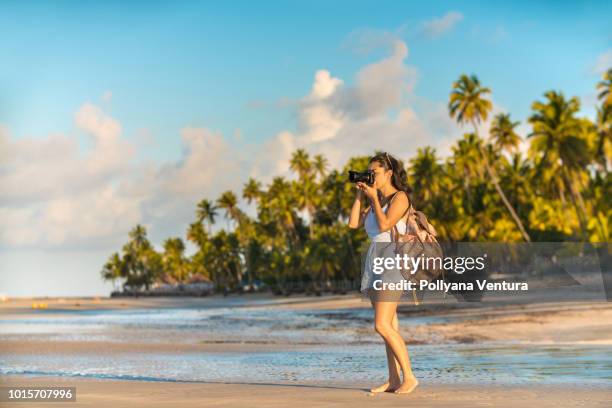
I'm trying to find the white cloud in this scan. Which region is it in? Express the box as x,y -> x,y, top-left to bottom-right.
1,38 -> 466,252
420,11 -> 463,39
250,39 -> 461,182
0,104 -> 250,249
342,27 -> 404,56
46,185 -> 142,246
158,127 -> 241,196
252,40 -> 420,177
74,102 -> 135,176
0,128 -> 80,205
351,40 -> 415,116
342,11 -> 463,57
298,70 -> 345,143
591,49 -> 612,75
0,103 -> 142,248
310,70 -> 343,99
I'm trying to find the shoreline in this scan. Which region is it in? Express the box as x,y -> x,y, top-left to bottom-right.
2,294 -> 612,346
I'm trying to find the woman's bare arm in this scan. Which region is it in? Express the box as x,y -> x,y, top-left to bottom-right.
370,191 -> 409,232
348,190 -> 367,229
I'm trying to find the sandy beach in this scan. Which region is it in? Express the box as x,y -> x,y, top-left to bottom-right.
1,293 -> 611,407
1,375 -> 610,408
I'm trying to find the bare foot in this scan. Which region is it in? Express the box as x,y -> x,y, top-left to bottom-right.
393,375 -> 419,395
369,380 -> 401,393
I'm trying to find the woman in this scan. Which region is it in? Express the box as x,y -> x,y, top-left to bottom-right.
348,152 -> 419,395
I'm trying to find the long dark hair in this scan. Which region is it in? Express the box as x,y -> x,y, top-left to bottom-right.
369,151 -> 412,207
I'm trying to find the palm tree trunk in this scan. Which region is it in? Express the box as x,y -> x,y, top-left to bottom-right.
575,171 -> 606,239
562,166 -> 589,241
245,246 -> 254,289
462,166 -> 473,206
488,162 -> 532,242
473,121 -> 531,242
308,205 -> 315,239
558,182 -> 567,207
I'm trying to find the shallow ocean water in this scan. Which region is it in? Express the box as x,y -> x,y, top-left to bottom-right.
1,305 -> 611,387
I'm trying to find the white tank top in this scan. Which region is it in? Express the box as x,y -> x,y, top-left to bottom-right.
364,197 -> 408,242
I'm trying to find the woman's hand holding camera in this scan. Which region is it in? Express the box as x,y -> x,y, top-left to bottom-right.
356,182 -> 377,201
355,185 -> 366,202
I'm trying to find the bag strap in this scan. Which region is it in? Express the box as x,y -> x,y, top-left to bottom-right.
363,190 -> 402,220
388,192 -> 421,307
389,191 -> 412,242
387,190 -> 411,217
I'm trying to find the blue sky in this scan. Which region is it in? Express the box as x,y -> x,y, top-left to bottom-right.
1,1 -> 610,296
3,1 -> 610,159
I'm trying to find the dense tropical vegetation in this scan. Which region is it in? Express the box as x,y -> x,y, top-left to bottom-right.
102,70 -> 611,295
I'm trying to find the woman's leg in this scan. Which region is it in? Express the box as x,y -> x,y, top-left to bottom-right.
369,297 -> 402,393
387,311 -> 402,381
372,291 -> 419,394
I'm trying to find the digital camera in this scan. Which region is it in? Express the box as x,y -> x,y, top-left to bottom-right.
348,170 -> 374,185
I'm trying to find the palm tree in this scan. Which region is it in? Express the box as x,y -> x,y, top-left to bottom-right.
293,178 -> 319,238
289,148 -> 312,179
243,178 -> 262,205
185,221 -> 212,281
496,152 -> 538,243
450,133 -> 484,207
121,225 -> 161,291
216,191 -> 242,230
162,237 -> 188,282
595,70 -> 612,174
307,224 -> 343,292
447,133 -> 493,240
207,230 -> 243,291
503,152 -> 534,209
594,104 -> 611,174
597,68 -> 612,108
449,74 -> 531,242
101,252 -> 125,290
196,199 -> 218,234
449,74 -> 493,129
186,221 -> 207,247
408,147 -> 444,206
290,149 -> 319,238
128,224 -> 149,248
490,113 -> 521,153
266,176 -> 300,246
528,90 -> 591,240
312,154 -> 329,180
